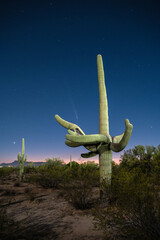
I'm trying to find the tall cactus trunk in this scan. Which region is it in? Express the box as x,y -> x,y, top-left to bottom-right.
97,55 -> 112,191
70,154 -> 72,168
19,163 -> 24,181
97,54 -> 109,135
99,145 -> 112,183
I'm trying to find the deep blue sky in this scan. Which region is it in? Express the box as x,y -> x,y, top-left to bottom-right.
0,0 -> 160,163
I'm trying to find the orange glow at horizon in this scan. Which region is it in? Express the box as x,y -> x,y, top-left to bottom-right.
1,152 -> 120,165
27,156 -> 120,165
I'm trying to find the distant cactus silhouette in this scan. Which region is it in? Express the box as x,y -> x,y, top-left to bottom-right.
17,138 -> 27,181
70,155 -> 72,168
55,54 -> 133,195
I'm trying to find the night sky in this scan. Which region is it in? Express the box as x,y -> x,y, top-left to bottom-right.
0,0 -> 160,164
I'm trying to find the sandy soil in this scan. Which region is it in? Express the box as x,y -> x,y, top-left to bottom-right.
0,174 -> 104,240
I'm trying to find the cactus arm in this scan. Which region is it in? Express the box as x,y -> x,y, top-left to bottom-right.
84,145 -> 97,151
110,119 -> 133,152
112,133 -> 124,143
81,142 -> 103,158
67,129 -> 78,136
85,142 -> 103,152
66,129 -> 104,151
25,154 -> 27,163
65,134 -> 110,145
55,115 -> 110,149
81,152 -> 98,158
65,140 -> 100,153
66,135 -> 104,153
55,114 -> 85,135
17,153 -> 21,163
65,140 -> 83,147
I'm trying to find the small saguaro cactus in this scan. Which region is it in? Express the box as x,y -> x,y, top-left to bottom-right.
70,155 -> 72,168
55,54 -> 133,195
17,138 -> 27,181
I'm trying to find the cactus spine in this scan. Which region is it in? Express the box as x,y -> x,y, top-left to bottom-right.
17,138 -> 27,181
55,54 -> 133,196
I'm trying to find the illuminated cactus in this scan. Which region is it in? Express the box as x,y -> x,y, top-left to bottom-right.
55,54 -> 133,195
17,138 -> 27,181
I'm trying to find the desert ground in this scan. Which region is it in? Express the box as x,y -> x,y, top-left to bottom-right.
0,173 -> 104,240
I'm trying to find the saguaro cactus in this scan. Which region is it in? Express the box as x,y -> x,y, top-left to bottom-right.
17,138 -> 27,181
55,54 -> 133,192
70,155 -> 72,168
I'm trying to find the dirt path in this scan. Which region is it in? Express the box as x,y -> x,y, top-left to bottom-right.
0,176 -> 104,240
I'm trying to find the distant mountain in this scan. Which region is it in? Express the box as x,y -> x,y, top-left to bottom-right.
0,160 -> 45,167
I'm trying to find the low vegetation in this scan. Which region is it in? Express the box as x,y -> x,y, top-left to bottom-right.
0,144 -> 160,239
93,144 -> 160,239
0,166 -> 16,178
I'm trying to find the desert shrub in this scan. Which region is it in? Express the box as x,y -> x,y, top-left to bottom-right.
27,160 -> 99,191
45,157 -> 64,167
78,163 -> 99,187
0,167 -> 15,178
38,172 -> 62,188
24,187 -> 36,201
28,164 -> 66,188
66,163 -> 99,186
67,160 -> 79,169
93,186 -> 160,239
27,161 -> 99,209
93,153 -> 160,240
65,161 -> 80,180
93,206 -> 125,240
65,161 -> 99,182
64,164 -> 99,209
65,179 -> 94,209
27,158 -> 66,187
24,165 -> 37,174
